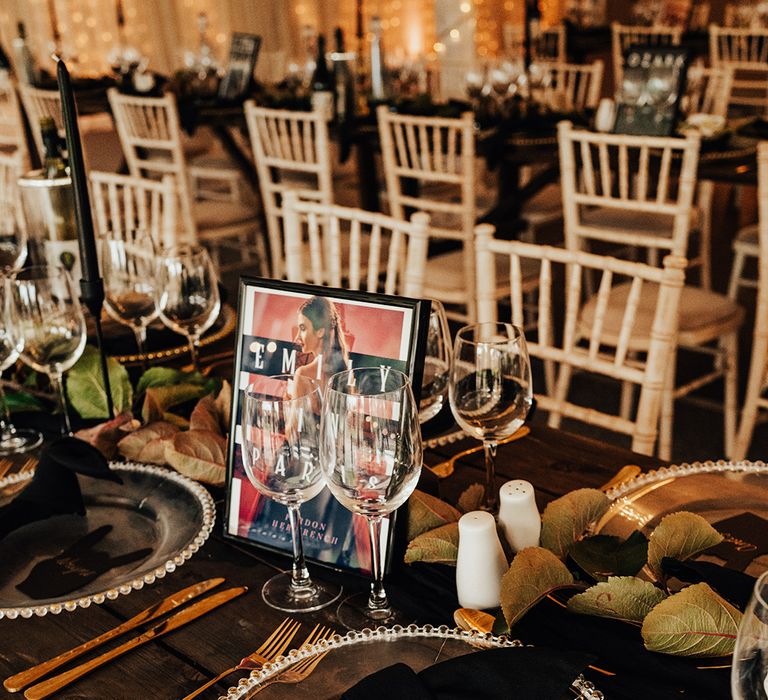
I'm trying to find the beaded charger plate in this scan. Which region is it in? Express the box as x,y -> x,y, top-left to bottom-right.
221,625 -> 604,700
595,460 -> 768,580
0,462 -> 215,620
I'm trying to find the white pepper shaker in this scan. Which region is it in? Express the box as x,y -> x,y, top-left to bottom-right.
497,480 -> 541,553
456,511 -> 508,610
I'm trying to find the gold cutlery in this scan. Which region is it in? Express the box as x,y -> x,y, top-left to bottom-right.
245,625 -> 335,698
598,465 -> 642,493
23,586 -> 247,700
181,617 -> 301,700
425,426 -> 531,479
4,578 -> 225,693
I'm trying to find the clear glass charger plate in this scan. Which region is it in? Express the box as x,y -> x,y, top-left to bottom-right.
0,462 -> 215,619
595,460 -> 768,579
220,625 -> 604,700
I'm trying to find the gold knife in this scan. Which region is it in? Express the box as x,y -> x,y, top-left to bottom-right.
23,586 -> 248,700
4,578 -> 225,693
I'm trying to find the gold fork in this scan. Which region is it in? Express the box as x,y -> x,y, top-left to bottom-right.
245,625 -> 335,697
425,426 -> 530,479
181,618 -> 301,700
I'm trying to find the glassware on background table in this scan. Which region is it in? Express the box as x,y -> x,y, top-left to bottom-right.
732,570 -> 768,699
0,272 -> 43,454
449,323 -> 532,512
101,229 -> 159,366
419,299 -> 451,424
241,374 -> 342,612
0,216 -> 28,271
157,244 -> 220,372
8,266 -> 86,436
321,367 -> 422,629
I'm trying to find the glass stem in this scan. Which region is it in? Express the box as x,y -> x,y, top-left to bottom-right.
50,370 -> 72,436
483,440 -> 498,511
366,515 -> 390,614
133,324 -> 148,372
187,334 -> 200,372
0,373 -> 14,439
287,504 -> 312,591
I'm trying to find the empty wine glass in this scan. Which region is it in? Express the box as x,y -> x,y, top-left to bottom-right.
0,215 -> 28,271
157,244 -> 220,371
241,374 -> 342,612
101,229 -> 159,365
449,323 -> 532,512
732,570 -> 768,699
321,367 -> 422,629
419,299 -> 451,424
8,266 -> 86,436
0,272 -> 43,454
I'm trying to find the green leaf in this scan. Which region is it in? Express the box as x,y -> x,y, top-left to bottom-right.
136,367 -> 184,395
164,429 -> 227,485
491,610 -> 510,636
457,483 -> 485,513
568,576 -> 667,623
500,547 -> 576,628
404,521 -> 459,565
3,391 -> 45,413
647,512 -> 724,579
141,383 -> 209,424
407,489 -> 461,541
641,583 -> 741,657
66,346 -> 133,419
569,531 -> 649,581
540,488 -> 611,560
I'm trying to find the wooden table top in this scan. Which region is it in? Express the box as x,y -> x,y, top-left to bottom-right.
0,424 -> 665,699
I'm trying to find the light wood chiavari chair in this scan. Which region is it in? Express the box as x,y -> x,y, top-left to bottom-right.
709,24 -> 768,115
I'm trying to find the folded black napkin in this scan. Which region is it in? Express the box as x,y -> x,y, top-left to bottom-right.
0,437 -> 122,539
341,647 -> 594,700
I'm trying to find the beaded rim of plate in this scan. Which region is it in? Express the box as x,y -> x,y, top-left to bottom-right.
221,624 -> 604,700
0,461 -> 216,620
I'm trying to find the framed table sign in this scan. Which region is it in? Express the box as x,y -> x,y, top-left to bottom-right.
223,277 -> 429,576
614,45 -> 689,137
218,33 -> 261,100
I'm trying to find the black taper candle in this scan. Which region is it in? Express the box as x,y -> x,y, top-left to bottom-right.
55,57 -> 115,420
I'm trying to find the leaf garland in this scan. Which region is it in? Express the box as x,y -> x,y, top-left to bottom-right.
647,512 -> 724,579
568,576 -> 667,623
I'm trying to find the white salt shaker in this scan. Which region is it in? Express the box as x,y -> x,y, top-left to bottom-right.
498,480 -> 541,553
456,511 -> 508,610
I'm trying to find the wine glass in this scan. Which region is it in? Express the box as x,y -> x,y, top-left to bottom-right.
101,229 -> 159,367
321,367 -> 422,629
8,266 -> 86,436
419,299 -> 451,424
0,212 -> 28,271
241,374 -> 342,612
157,244 -> 220,371
732,570 -> 768,699
0,272 -> 43,454
449,323 -> 532,512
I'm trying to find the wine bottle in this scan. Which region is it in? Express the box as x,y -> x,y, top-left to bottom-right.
311,34 -> 333,121
40,117 -> 67,180
12,22 -> 39,85
332,27 -> 355,124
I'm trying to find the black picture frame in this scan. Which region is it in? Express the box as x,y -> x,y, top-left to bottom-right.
223,277 -> 430,577
218,33 -> 262,100
613,45 -> 690,137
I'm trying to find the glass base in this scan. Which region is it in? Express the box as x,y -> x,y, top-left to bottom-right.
335,592 -> 412,630
0,428 -> 43,456
261,572 -> 342,613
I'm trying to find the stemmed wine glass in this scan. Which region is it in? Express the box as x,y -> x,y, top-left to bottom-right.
732,570 -> 768,699
101,229 -> 159,366
157,244 -> 220,372
8,266 -> 86,436
449,323 -> 532,512
0,216 -> 28,271
241,374 -> 342,612
321,367 -> 422,629
419,299 -> 451,424
0,272 -> 43,454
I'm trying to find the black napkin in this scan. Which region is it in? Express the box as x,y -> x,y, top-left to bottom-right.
0,437 -> 122,539
341,647 -> 594,700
